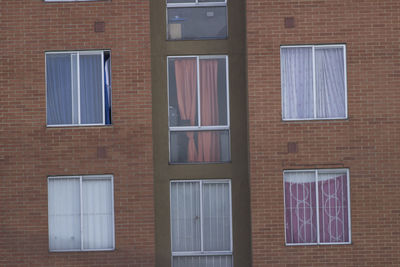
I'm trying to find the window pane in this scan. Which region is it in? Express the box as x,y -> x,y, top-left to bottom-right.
317,171 -> 349,243
46,54 -> 73,125
167,7 -> 227,40
82,177 -> 114,250
80,54 -> 103,124
199,58 -> 228,126
284,172 -> 317,244
281,47 -> 314,119
168,58 -> 198,127
71,54 -> 79,124
172,255 -> 233,267
315,47 -> 346,118
167,0 -> 195,3
171,181 -> 201,252
170,130 -> 230,163
48,178 -> 81,251
202,182 -> 231,251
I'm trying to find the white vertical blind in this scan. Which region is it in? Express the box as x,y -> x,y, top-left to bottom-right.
202,182 -> 231,251
171,181 -> 201,252
48,177 -> 81,251
171,180 -> 232,267
82,177 -> 114,250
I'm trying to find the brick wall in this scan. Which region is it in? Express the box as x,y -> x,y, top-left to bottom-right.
0,0 -> 154,266
247,0 -> 400,266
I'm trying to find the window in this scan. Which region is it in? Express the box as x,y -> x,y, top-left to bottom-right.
280,45 -> 347,120
284,169 -> 351,245
44,0 -> 100,2
167,0 -> 227,40
48,175 -> 114,251
170,180 -> 233,267
46,51 -> 111,126
168,56 -> 230,163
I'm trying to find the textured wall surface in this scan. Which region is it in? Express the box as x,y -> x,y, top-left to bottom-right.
0,0 -> 155,266
247,0 -> 400,266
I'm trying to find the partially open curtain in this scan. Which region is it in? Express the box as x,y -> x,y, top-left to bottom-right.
318,173 -> 349,243
174,59 -> 198,161
197,59 -> 220,162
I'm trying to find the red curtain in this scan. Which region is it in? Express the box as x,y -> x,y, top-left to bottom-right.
174,59 -> 198,162
197,59 -> 220,162
174,58 -> 221,162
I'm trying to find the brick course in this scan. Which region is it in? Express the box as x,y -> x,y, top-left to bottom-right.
1,0 -> 154,266
247,0 -> 400,266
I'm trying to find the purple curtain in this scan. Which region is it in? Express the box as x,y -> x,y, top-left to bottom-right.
285,173 -> 349,244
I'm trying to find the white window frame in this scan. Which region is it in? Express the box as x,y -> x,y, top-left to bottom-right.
44,0 -> 100,2
283,169 -> 351,246
280,44 -> 348,121
47,174 -> 115,252
170,179 -> 233,262
167,55 -> 230,162
167,0 -> 227,8
45,50 -> 110,127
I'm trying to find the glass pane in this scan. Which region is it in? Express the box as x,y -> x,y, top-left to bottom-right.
284,172 -> 317,244
281,47 -> 313,119
315,47 -> 346,118
80,54 -> 103,124
168,57 -> 198,127
199,0 -> 226,2
170,181 -> 201,252
82,177 -> 114,250
199,58 -> 228,126
167,7 -> 227,40
167,0 -> 195,3
46,53 -> 73,125
71,54 -> 79,124
172,255 -> 233,267
104,52 -> 112,125
202,182 -> 231,251
48,178 -> 81,251
170,130 -> 230,163
317,171 -> 349,243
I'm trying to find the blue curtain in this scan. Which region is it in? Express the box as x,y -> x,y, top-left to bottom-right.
46,54 -> 72,125
104,58 -> 111,124
80,55 -> 103,124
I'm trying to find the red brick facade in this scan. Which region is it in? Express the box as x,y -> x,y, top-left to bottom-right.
247,0 -> 400,266
1,0 -> 400,266
1,0 -> 154,266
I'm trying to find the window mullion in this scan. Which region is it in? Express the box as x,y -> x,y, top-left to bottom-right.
315,170 -> 320,244
312,46 -> 317,119
80,176 -> 84,250
199,180 -> 204,252
197,57 -> 201,126
77,52 -> 81,125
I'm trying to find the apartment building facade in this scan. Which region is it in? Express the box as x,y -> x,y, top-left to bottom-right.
1,0 -> 399,266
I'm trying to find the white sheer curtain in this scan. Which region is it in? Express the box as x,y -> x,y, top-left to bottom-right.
171,180 -> 232,267
48,177 -> 81,251
48,176 -> 114,251
315,48 -> 346,118
82,177 -> 114,249
281,47 -> 314,119
281,46 -> 346,120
